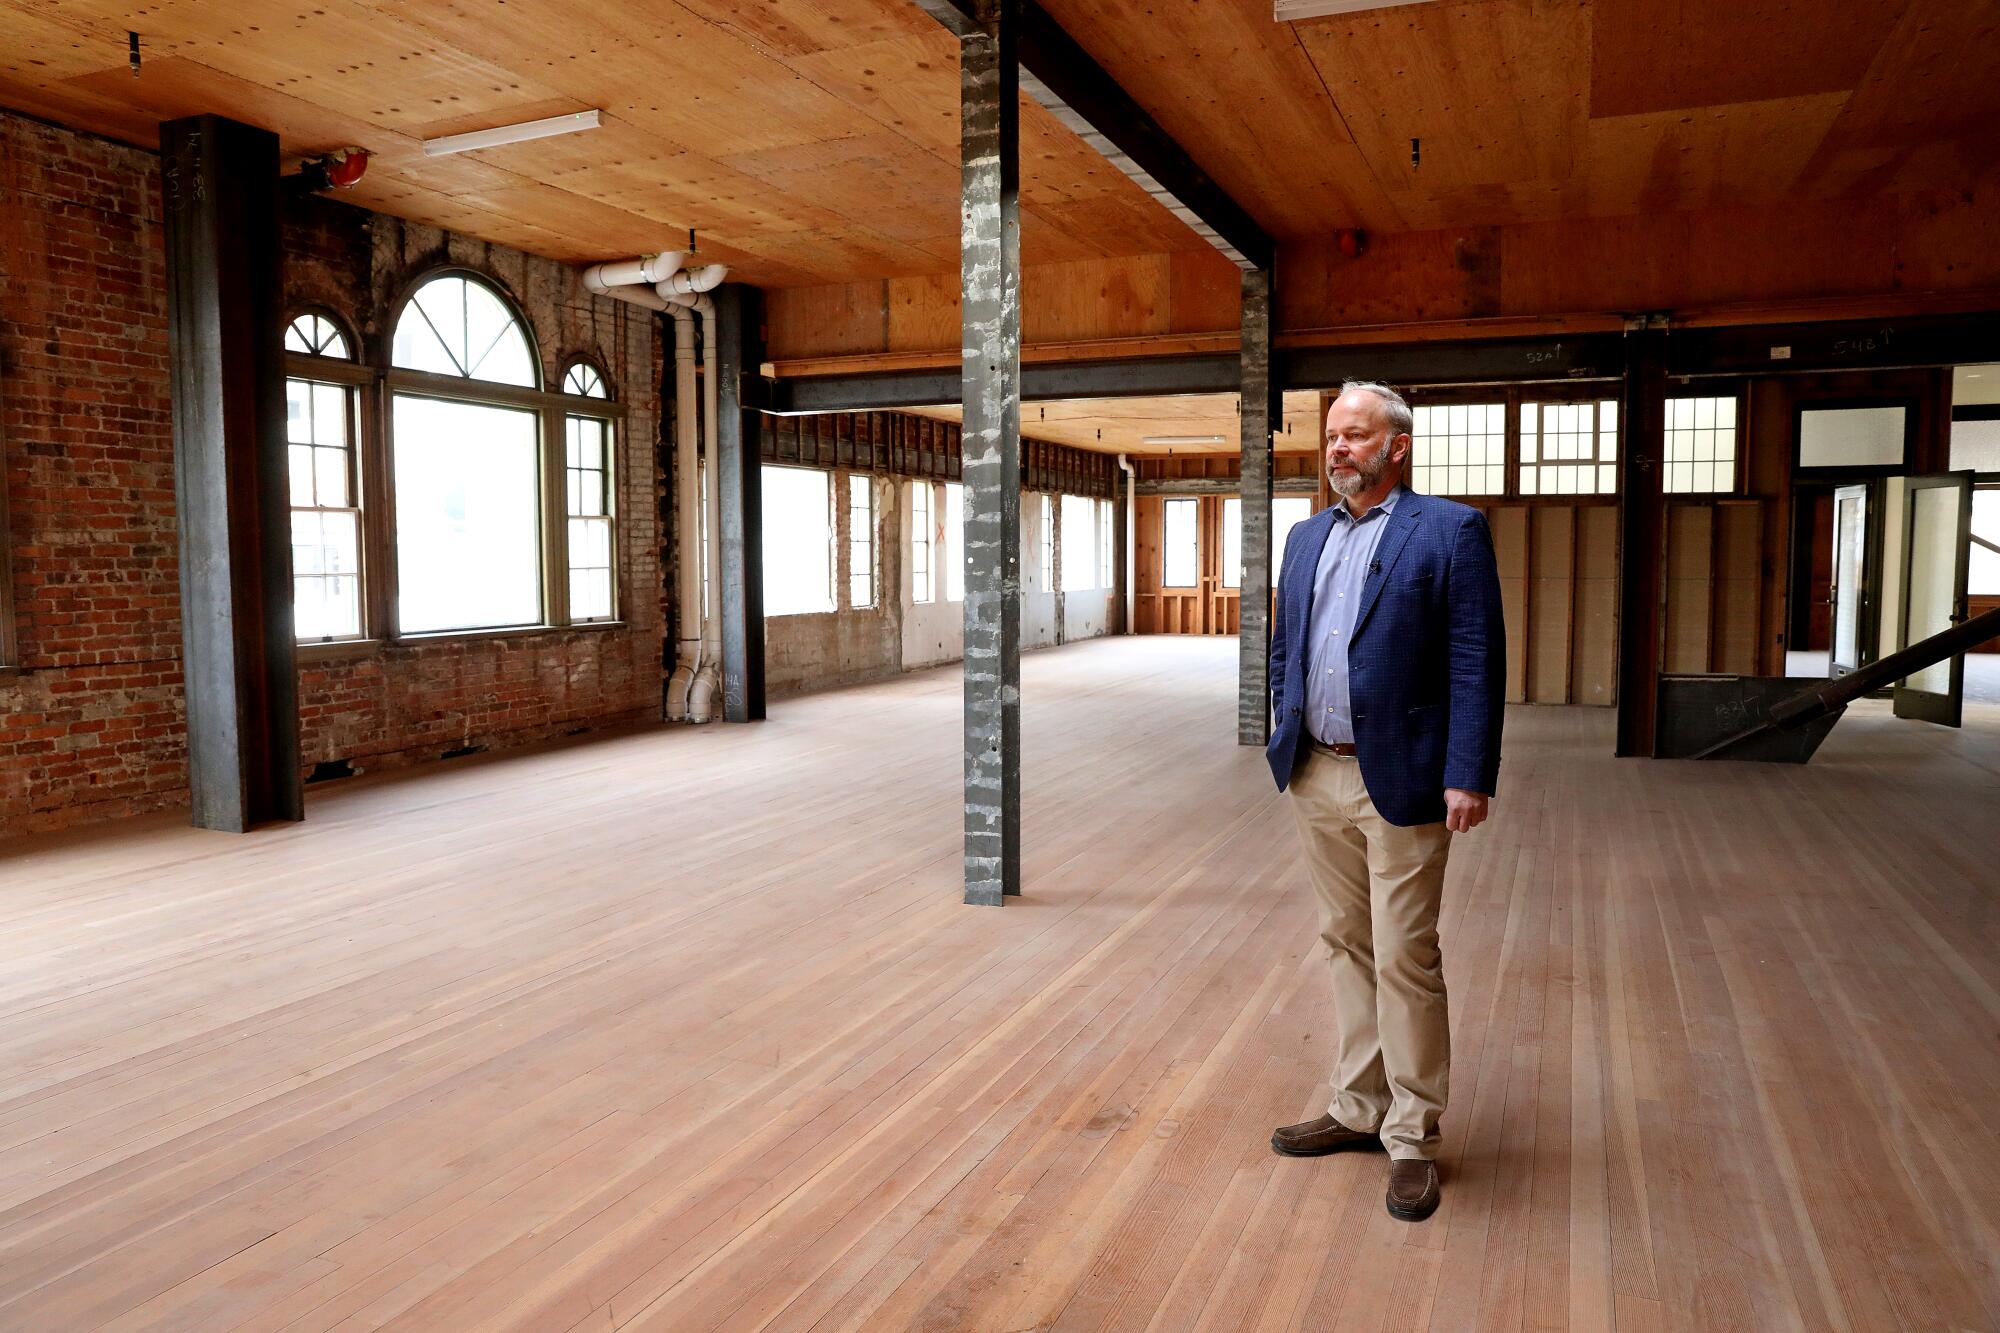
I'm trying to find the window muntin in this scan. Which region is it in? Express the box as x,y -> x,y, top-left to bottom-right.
392,395 -> 542,633
1666,395 -> 1739,493
287,375 -> 363,640
1163,498 -> 1198,587
1410,402 -> 1505,496
1060,493 -> 1097,591
848,474 -> 876,609
565,414 -> 615,622
392,274 -> 537,387
1522,399 -> 1618,496
561,361 -> 608,399
944,482 -> 965,603
762,465 -> 836,616
910,481 -> 934,604
1037,495 -> 1054,591
285,311 -> 352,360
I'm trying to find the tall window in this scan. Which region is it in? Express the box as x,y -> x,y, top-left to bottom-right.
944,482 -> 966,602
1221,496 -> 1313,590
848,474 -> 876,609
390,275 -> 543,634
1522,400 -> 1618,495
1038,494 -> 1054,591
285,312 -> 363,641
1665,395 -> 1739,493
1060,493 -> 1097,591
1222,498 -> 1242,590
1163,498 -> 1198,587
563,361 -> 616,623
1099,499 -> 1115,590
1273,497 -> 1313,576
910,481 -> 934,604
762,465 -> 835,616
1410,402 -> 1505,496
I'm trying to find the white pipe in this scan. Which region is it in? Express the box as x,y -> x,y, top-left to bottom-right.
665,305 -> 701,721
659,262 -> 728,296
582,251 -> 687,293
588,280 -> 672,312
1118,453 -> 1136,634
688,291 -> 724,724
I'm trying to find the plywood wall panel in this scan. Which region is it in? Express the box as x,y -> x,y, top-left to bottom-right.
1664,505 -> 1716,674
1571,506 -> 1619,706
1713,503 -> 1766,675
1489,505 -> 1530,704
1529,507 -> 1577,704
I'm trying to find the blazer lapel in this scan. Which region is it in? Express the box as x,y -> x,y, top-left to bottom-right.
1351,494 -> 1423,637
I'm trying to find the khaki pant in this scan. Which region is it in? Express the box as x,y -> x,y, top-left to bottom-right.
1287,745 -> 1452,1160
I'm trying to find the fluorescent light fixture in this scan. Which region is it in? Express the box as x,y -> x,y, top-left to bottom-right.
1142,434 -> 1227,446
422,110 -> 601,157
1275,0 -> 1437,19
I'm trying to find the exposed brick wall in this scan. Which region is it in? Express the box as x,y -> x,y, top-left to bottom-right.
0,113 -> 185,830
0,110 -> 666,833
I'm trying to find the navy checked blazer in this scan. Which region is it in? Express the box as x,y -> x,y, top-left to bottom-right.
1266,489 -> 1507,827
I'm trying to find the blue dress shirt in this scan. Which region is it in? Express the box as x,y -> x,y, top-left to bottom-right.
1302,486 -> 1404,745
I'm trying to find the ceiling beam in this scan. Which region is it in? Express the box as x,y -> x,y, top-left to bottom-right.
765,333 -> 1627,413
914,0 -> 1276,271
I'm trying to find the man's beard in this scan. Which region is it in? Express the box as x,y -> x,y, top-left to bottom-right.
1328,450 -> 1389,499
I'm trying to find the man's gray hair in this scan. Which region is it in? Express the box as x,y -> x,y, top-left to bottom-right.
1339,380 -> 1414,439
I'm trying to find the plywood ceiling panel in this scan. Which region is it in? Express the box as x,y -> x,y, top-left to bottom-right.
1588,0 -> 1913,119
0,0 -> 1987,285
0,0 -> 1209,280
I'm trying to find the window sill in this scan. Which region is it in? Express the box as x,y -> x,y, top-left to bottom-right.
392,622 -> 629,646
297,638 -> 380,663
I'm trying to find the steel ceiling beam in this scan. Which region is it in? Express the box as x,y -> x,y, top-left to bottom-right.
913,0 -> 1275,271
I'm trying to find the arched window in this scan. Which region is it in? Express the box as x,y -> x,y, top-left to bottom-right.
284,310 -> 363,641
392,272 -> 537,387
386,275 -> 622,635
561,361 -> 608,399
285,310 -> 352,359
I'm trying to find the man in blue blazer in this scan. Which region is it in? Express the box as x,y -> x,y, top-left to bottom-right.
1265,381 -> 1505,1223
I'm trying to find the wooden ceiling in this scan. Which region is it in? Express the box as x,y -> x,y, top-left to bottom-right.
1,1 -> 1992,287
914,391 -> 1327,456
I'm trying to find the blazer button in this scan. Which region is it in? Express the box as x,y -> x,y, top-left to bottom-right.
1354,712 -> 1365,721
1290,707 -> 1300,716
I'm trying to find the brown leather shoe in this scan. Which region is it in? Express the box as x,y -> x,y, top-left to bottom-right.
1385,1158 -> 1440,1221
1270,1113 -> 1381,1157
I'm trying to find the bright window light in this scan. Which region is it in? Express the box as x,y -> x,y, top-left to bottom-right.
762,466 -> 835,616
392,395 -> 542,633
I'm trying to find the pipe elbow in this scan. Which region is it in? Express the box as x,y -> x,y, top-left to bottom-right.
660,262 -> 728,295
641,250 -> 688,284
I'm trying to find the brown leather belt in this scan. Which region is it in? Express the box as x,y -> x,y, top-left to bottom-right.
1309,740 -> 1358,757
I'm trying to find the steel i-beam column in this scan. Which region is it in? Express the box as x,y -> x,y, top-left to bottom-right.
1237,269 -> 1275,745
959,0 -> 1023,905
1616,316 -> 1669,756
715,283 -> 767,723
161,115 -> 302,832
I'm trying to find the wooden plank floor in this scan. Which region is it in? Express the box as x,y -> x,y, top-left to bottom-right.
1,636 -> 1996,1332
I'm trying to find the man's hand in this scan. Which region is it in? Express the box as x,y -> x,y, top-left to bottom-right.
1443,788 -> 1489,833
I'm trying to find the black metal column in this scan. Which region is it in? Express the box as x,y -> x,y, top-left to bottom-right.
1237,269 -> 1275,745
715,284 -> 767,723
1616,316 -> 1669,756
958,0 -> 1022,905
161,116 -> 301,832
